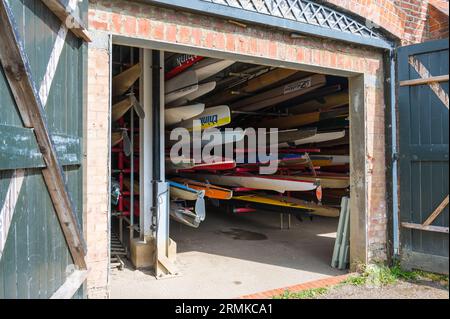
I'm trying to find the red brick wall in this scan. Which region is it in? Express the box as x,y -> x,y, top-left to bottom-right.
324,0 -> 406,41
428,0 -> 450,40
325,0 -> 449,44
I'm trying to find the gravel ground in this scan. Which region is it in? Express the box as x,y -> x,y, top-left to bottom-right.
319,279 -> 449,299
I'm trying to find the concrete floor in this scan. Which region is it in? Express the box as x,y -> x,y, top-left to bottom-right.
110,207 -> 345,299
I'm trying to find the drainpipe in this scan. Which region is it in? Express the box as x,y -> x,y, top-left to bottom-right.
384,48 -> 400,263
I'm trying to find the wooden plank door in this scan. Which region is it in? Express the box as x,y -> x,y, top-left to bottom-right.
397,39 -> 449,274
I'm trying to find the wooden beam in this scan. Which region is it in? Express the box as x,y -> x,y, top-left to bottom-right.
0,0 -> 87,269
401,222 -> 449,234
400,75 -> 449,87
50,270 -> 89,299
423,195 -> 449,226
40,0 -> 91,42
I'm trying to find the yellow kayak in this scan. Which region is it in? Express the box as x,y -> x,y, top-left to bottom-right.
234,194 -> 339,217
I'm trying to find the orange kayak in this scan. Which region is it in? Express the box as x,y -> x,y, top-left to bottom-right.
172,178 -> 233,200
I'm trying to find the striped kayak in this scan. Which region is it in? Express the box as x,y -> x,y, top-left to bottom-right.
172,178 -> 233,200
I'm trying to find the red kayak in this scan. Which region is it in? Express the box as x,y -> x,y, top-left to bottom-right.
165,55 -> 204,80
178,160 -> 236,172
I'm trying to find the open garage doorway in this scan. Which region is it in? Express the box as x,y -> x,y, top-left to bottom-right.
107,42 -> 358,298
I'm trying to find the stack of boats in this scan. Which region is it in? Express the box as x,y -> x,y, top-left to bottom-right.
112,53 -> 351,228
163,54 -> 350,227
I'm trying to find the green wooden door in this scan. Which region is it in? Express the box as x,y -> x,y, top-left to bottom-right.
397,39 -> 449,274
0,0 -> 88,298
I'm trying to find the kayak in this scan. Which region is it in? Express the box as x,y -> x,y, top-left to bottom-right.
193,174 -> 317,193
170,81 -> 217,107
169,181 -> 204,201
112,63 -> 141,97
172,178 -> 233,200
165,54 -> 204,80
192,59 -> 235,81
177,105 -> 231,130
279,130 -> 346,147
234,194 -> 340,217
231,74 -> 326,112
165,104 -> 205,126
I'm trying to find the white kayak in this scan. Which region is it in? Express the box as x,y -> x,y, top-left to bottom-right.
279,130 -> 346,147
165,104 -> 205,126
170,81 -> 217,107
165,85 -> 199,104
177,105 -> 231,130
165,70 -> 199,104
194,174 -> 317,193
193,59 -> 235,82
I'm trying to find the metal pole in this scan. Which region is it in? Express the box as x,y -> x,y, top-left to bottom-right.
130,48 -> 135,243
389,49 -> 400,257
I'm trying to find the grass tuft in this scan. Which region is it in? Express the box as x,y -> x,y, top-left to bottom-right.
274,287 -> 328,299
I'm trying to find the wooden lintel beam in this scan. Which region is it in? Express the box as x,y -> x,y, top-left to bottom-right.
41,0 -> 91,42
0,0 -> 87,269
401,222 -> 449,234
400,75 -> 449,87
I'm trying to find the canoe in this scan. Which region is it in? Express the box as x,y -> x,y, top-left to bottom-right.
231,74 -> 326,112
172,178 -> 233,200
170,203 -> 203,228
275,128 -> 318,145
193,59 -> 235,81
165,157 -> 196,171
233,194 -> 340,217
193,174 -> 316,193
308,155 -> 350,166
177,105 -> 231,130
112,63 -> 141,97
165,104 -> 205,126
280,130 -> 346,147
169,181 -> 203,201
287,175 -> 350,189
165,84 -> 199,104
165,70 -> 198,95
237,157 -> 309,172
211,68 -> 298,105
276,129 -> 325,147
112,96 -> 133,122
165,55 -> 204,80
310,155 -> 349,164
258,107 -> 347,130
181,160 -> 236,172
201,129 -> 246,147
243,128 -> 317,145
170,81 -> 217,107
290,91 -> 349,114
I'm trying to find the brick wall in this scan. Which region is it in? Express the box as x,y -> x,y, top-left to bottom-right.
325,0 -> 449,44
86,0 -> 389,298
428,0 -> 450,40
85,37 -> 110,299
